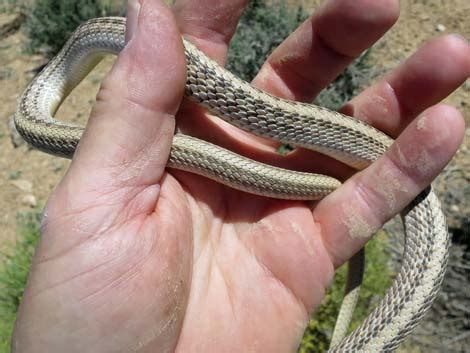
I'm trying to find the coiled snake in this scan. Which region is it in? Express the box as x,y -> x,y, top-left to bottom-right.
14,17 -> 449,351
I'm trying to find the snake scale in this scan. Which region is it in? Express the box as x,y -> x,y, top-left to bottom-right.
14,17 -> 449,352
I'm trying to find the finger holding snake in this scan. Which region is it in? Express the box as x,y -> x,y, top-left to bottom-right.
174,0 -> 402,164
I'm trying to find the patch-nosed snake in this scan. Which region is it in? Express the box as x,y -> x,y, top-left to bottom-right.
14,17 -> 449,352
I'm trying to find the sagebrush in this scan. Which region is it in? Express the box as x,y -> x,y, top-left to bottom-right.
23,0 -> 123,57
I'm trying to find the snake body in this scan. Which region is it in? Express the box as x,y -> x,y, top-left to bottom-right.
14,17 -> 449,351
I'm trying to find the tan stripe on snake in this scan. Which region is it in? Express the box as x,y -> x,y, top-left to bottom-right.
14,17 -> 449,352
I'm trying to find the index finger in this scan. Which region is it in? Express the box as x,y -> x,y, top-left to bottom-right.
313,104 -> 465,267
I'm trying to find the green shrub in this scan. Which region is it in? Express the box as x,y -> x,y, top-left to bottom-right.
227,0 -> 308,82
299,232 -> 391,352
23,0 -> 122,57
314,49 -> 373,110
0,210 -> 41,352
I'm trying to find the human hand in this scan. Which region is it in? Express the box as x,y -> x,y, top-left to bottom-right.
13,0 -> 469,352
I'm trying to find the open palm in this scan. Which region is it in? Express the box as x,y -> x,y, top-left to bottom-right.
13,0 -> 469,352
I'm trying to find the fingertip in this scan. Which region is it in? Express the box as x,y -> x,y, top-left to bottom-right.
425,34 -> 470,74
312,103 -> 465,267
390,34 -> 470,101
68,0 -> 186,190
346,32 -> 470,136
315,0 -> 400,57
124,0 -> 186,114
442,34 -> 470,83
252,0 -> 401,103
415,104 -> 465,153
387,104 -> 465,188
443,34 -> 470,71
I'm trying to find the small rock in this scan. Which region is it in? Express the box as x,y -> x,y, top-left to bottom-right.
22,195 -> 37,208
50,160 -> 64,173
8,170 -> 21,180
11,179 -> 33,193
450,205 -> 460,213
436,24 -> 446,32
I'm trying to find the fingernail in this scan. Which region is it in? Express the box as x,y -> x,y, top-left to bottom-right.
125,0 -> 141,43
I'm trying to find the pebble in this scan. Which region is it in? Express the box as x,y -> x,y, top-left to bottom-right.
11,179 -> 33,193
50,160 -> 64,173
450,205 -> 460,213
436,24 -> 446,32
21,194 -> 37,208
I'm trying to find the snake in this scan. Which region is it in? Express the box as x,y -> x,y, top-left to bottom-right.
14,17 -> 449,352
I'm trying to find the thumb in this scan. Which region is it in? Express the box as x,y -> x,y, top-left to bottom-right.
63,0 -> 186,198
